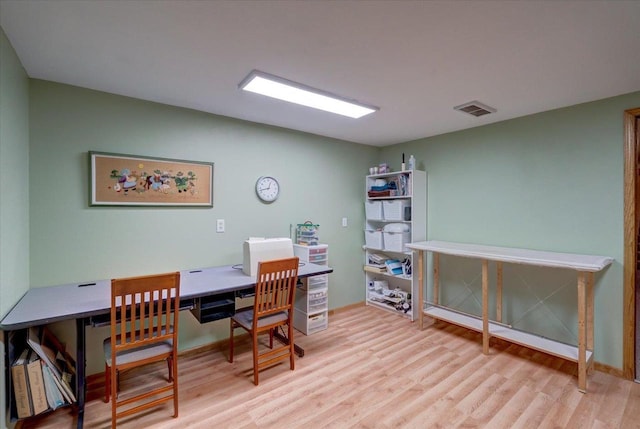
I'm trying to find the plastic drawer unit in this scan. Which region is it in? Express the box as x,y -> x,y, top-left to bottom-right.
293,309 -> 328,336
293,243 -> 330,335
294,244 -> 328,266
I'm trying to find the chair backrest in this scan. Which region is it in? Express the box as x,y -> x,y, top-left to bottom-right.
110,272 -> 181,355
253,257 -> 299,324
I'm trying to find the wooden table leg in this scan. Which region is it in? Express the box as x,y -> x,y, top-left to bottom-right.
496,262 -> 503,323
587,272 -> 594,375
577,272 -> 587,392
482,259 -> 489,354
418,250 -> 424,329
434,253 -> 440,306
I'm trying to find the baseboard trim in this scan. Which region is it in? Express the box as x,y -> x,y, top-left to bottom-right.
594,361 -> 625,378
328,301 -> 365,316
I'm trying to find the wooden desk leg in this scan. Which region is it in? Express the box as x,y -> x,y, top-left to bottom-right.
587,272 -> 595,375
433,253 -> 440,306
577,272 -> 587,392
482,259 -> 489,355
418,250 -> 424,329
496,262 -> 503,324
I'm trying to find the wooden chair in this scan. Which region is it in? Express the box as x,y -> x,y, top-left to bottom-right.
229,257 -> 299,385
104,272 -> 180,428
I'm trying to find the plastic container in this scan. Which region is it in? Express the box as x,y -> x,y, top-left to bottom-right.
365,201 -> 383,220
365,230 -> 383,249
408,155 -> 416,170
383,231 -> 411,252
383,200 -> 411,221
296,222 -> 319,245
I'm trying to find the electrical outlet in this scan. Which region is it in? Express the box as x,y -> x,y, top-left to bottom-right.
342,217 -> 348,227
216,219 -> 225,233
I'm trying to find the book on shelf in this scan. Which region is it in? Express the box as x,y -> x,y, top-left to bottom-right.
368,253 -> 389,265
41,362 -> 66,410
364,265 -> 386,273
43,363 -> 73,404
26,350 -> 49,416
27,327 -> 76,403
11,349 -> 32,418
10,349 -> 48,419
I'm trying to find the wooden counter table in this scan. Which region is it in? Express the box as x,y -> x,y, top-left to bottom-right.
406,240 -> 613,393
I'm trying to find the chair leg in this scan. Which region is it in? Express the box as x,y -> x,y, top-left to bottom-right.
111,365 -> 118,429
252,331 -> 259,386
104,363 -> 110,403
229,319 -> 234,363
269,328 -> 274,348
288,322 -> 295,370
172,352 -> 179,418
167,356 -> 173,382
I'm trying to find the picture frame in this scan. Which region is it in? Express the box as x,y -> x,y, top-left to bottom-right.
89,151 -> 214,207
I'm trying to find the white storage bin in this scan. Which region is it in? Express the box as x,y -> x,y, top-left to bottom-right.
383,200 -> 411,221
383,231 -> 411,252
365,201 -> 383,220
365,230 -> 383,249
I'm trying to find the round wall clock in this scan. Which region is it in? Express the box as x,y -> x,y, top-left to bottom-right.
255,176 -> 280,203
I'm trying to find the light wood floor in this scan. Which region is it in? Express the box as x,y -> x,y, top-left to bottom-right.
20,304 -> 640,429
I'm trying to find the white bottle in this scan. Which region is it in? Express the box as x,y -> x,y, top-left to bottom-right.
408,155 -> 415,170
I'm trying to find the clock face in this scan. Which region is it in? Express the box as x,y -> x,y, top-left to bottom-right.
256,176 -> 280,202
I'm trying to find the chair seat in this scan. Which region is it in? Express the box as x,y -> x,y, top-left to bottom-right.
231,309 -> 289,331
104,337 -> 173,367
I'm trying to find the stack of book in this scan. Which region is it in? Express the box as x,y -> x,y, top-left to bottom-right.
365,253 -> 388,273
11,327 -> 76,419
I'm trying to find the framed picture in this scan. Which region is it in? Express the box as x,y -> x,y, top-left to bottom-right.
89,151 -> 214,207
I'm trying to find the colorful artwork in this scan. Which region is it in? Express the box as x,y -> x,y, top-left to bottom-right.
89,152 -> 213,206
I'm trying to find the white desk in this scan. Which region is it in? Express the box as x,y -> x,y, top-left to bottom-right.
406,240 -> 613,392
1,262 -> 332,427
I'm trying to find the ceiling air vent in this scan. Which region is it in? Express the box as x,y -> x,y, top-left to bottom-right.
454,101 -> 496,117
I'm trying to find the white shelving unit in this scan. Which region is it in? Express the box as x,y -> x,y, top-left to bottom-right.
364,170 -> 426,321
293,244 -> 329,335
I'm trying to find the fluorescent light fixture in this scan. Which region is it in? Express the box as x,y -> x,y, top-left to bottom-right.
239,70 -> 378,119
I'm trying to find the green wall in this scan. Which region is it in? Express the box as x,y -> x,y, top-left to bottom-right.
0,26 -> 29,320
29,80 -> 377,375
381,92 -> 640,368
0,25 -> 30,429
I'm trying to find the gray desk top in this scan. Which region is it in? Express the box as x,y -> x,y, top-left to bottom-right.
0,262 -> 332,330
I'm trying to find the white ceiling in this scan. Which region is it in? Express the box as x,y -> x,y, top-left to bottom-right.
1,0 -> 639,147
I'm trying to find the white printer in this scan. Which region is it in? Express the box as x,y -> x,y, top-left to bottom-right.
242,237 -> 294,276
